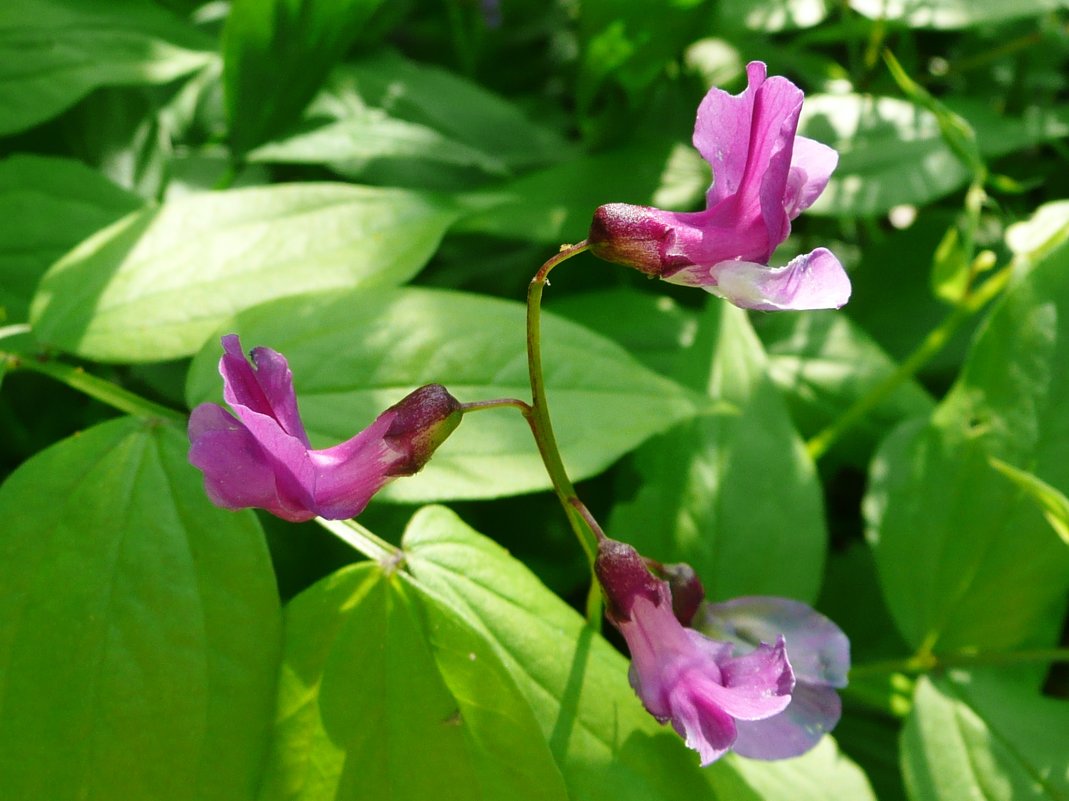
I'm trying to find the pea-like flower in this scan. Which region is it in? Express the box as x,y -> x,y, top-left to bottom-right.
694,596 -> 850,760
588,61 -> 849,311
188,334 -> 462,522
595,539 -> 795,765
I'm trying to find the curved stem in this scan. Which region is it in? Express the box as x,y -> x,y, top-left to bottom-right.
525,241 -> 599,569
2,351 -> 185,423
806,262 -> 1013,461
460,397 -> 532,415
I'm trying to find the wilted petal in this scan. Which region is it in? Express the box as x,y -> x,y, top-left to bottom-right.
731,683 -> 843,760
708,248 -> 850,311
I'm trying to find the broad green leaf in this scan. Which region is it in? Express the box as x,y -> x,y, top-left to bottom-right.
727,737 -> 876,801
850,0 -> 1067,28
30,183 -> 459,362
865,236 -> 1069,652
258,562 -> 568,801
0,0 -> 213,136
609,302 -> 827,602
549,287 -> 701,379
455,139 -> 681,243
321,51 -> 568,173
400,506 -> 720,800
402,506 -> 871,801
248,112 -> 510,178
753,311 -> 935,466
902,673 -> 1069,801
185,287 -> 701,501
0,417 -> 280,801
223,0 -> 384,154
0,154 -> 142,324
800,94 -> 1069,217
989,458 -> 1069,546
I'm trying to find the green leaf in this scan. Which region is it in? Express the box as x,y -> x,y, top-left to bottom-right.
401,505 -> 724,800
753,310 -> 935,467
0,417 -> 280,801
0,154 -> 142,324
223,0 -> 385,153
248,112 -> 510,178
0,0 -> 213,136
609,302 -> 827,602
850,0 -> 1067,28
799,95 -> 1069,217
989,457 -> 1069,546
902,673 -> 1069,801
865,236 -> 1069,652
30,183 -> 459,362
455,139 -> 681,243
257,561 -> 568,801
726,737 -> 877,801
321,51 -> 568,173
185,287 -> 701,501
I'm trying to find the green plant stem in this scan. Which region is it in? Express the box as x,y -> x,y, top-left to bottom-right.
850,646 -> 1069,680
2,351 -> 186,423
526,241 -> 608,624
460,397 -> 532,415
315,517 -> 404,568
806,263 -> 1014,461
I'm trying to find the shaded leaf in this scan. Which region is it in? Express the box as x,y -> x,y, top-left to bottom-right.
0,417 -> 280,801
902,672 -> 1069,800
850,0 -> 1067,29
223,0 -> 384,153
257,561 -> 568,801
0,154 -> 142,324
864,235 -> 1069,651
609,302 -> 827,602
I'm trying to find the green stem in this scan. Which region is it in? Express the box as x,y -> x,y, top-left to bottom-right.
460,397 -> 532,415
806,263 -> 1013,461
850,646 -> 1069,680
526,241 -> 599,568
315,517 -> 404,569
2,351 -> 185,423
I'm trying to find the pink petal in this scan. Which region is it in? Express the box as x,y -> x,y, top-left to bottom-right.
709,635 -> 795,721
668,682 -> 738,766
707,247 -> 851,311
785,136 -> 838,219
219,335 -> 311,446
731,682 -> 843,760
308,412 -> 399,520
188,404 -> 315,522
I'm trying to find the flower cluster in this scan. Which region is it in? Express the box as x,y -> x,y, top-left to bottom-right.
187,61 -> 850,770
596,538 -> 848,764
588,61 -> 850,311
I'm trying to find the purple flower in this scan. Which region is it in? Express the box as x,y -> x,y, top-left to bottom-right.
188,335 -> 462,522
596,539 -> 795,765
693,596 -> 850,759
588,61 -> 850,311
